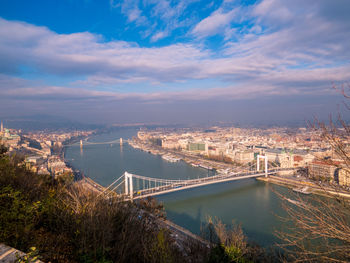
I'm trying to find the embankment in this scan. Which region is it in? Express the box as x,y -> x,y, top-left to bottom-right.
258,176 -> 350,198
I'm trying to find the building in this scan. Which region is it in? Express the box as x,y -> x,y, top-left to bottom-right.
265,149 -> 294,168
308,161 -> 339,182
234,150 -> 254,164
279,153 -> 294,168
161,139 -> 180,149
293,153 -> 314,167
137,131 -> 150,140
338,168 -> 350,187
25,156 -> 42,164
0,128 -> 20,147
37,166 -> 50,175
187,142 -> 206,152
293,155 -> 304,166
178,139 -> 189,150
48,156 -> 71,177
207,144 -> 225,156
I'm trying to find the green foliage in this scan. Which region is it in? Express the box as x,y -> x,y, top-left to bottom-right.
0,153 -> 194,262
148,229 -> 174,263
1,151 -> 270,263
209,243 -> 253,263
56,172 -> 74,185
0,186 -> 39,249
16,247 -> 39,263
224,244 -> 250,263
203,217 -> 271,263
207,244 -> 252,263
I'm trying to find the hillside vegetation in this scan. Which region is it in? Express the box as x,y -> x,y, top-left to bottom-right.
0,147 -> 204,262
0,145 -> 274,262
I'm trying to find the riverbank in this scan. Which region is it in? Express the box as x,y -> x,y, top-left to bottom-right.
129,138 -> 242,174
258,175 -> 350,199
77,176 -> 107,194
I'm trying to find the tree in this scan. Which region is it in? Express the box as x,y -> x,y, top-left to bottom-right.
203,217 -> 272,262
0,144 -> 7,156
275,85 -> 350,262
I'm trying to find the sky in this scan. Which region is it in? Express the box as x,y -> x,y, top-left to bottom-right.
0,0 -> 349,126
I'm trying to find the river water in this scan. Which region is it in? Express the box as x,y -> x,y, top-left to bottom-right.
65,129 -> 288,247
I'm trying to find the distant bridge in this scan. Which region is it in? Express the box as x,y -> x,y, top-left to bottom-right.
68,138 -> 125,147
101,155 -> 297,200
82,138 -> 123,146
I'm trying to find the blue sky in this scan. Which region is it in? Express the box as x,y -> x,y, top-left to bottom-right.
0,0 -> 349,125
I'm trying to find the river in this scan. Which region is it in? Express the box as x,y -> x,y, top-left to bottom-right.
65,128 -> 288,247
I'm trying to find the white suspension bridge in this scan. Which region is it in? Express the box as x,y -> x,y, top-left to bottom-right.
100,155 -> 296,200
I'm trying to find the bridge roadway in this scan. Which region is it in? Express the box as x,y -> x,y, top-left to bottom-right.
82,139 -> 125,145
131,168 -> 295,200
68,138 -> 128,146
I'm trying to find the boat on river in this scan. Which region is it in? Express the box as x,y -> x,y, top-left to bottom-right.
293,186 -> 311,195
162,154 -> 181,162
199,164 -> 213,170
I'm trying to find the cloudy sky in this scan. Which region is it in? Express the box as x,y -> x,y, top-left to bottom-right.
0,0 -> 349,125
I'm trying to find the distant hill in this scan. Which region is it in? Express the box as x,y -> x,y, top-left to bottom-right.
0,114 -> 103,131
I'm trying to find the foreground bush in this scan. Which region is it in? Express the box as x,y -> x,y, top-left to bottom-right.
0,152 -> 208,262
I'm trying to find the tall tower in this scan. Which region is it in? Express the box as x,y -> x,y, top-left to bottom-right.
0,121 -> 3,133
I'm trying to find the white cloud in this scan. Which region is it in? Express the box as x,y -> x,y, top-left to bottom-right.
150,30 -> 169,42
1,0 -> 350,104
2,0 -> 350,123
118,0 -> 148,26
192,7 -> 237,38
252,0 -> 292,24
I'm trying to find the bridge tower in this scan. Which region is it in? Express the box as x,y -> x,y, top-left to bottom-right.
80,140 -> 83,149
120,138 -> 123,145
124,172 -> 134,200
257,155 -> 268,177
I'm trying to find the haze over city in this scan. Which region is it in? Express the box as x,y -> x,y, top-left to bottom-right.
0,0 -> 350,125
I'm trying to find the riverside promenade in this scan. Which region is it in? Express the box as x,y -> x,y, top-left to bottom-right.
128,139 -> 244,172
258,175 -> 350,198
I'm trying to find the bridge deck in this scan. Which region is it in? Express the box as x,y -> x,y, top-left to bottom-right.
133,171 -> 277,199
105,168 -> 297,200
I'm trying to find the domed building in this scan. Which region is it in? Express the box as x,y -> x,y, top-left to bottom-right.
0,122 -> 20,148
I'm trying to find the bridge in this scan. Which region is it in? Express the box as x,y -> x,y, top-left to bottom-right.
101,155 -> 297,200
67,138 -> 125,147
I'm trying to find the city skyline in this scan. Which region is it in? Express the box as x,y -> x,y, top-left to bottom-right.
0,0 -> 349,125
